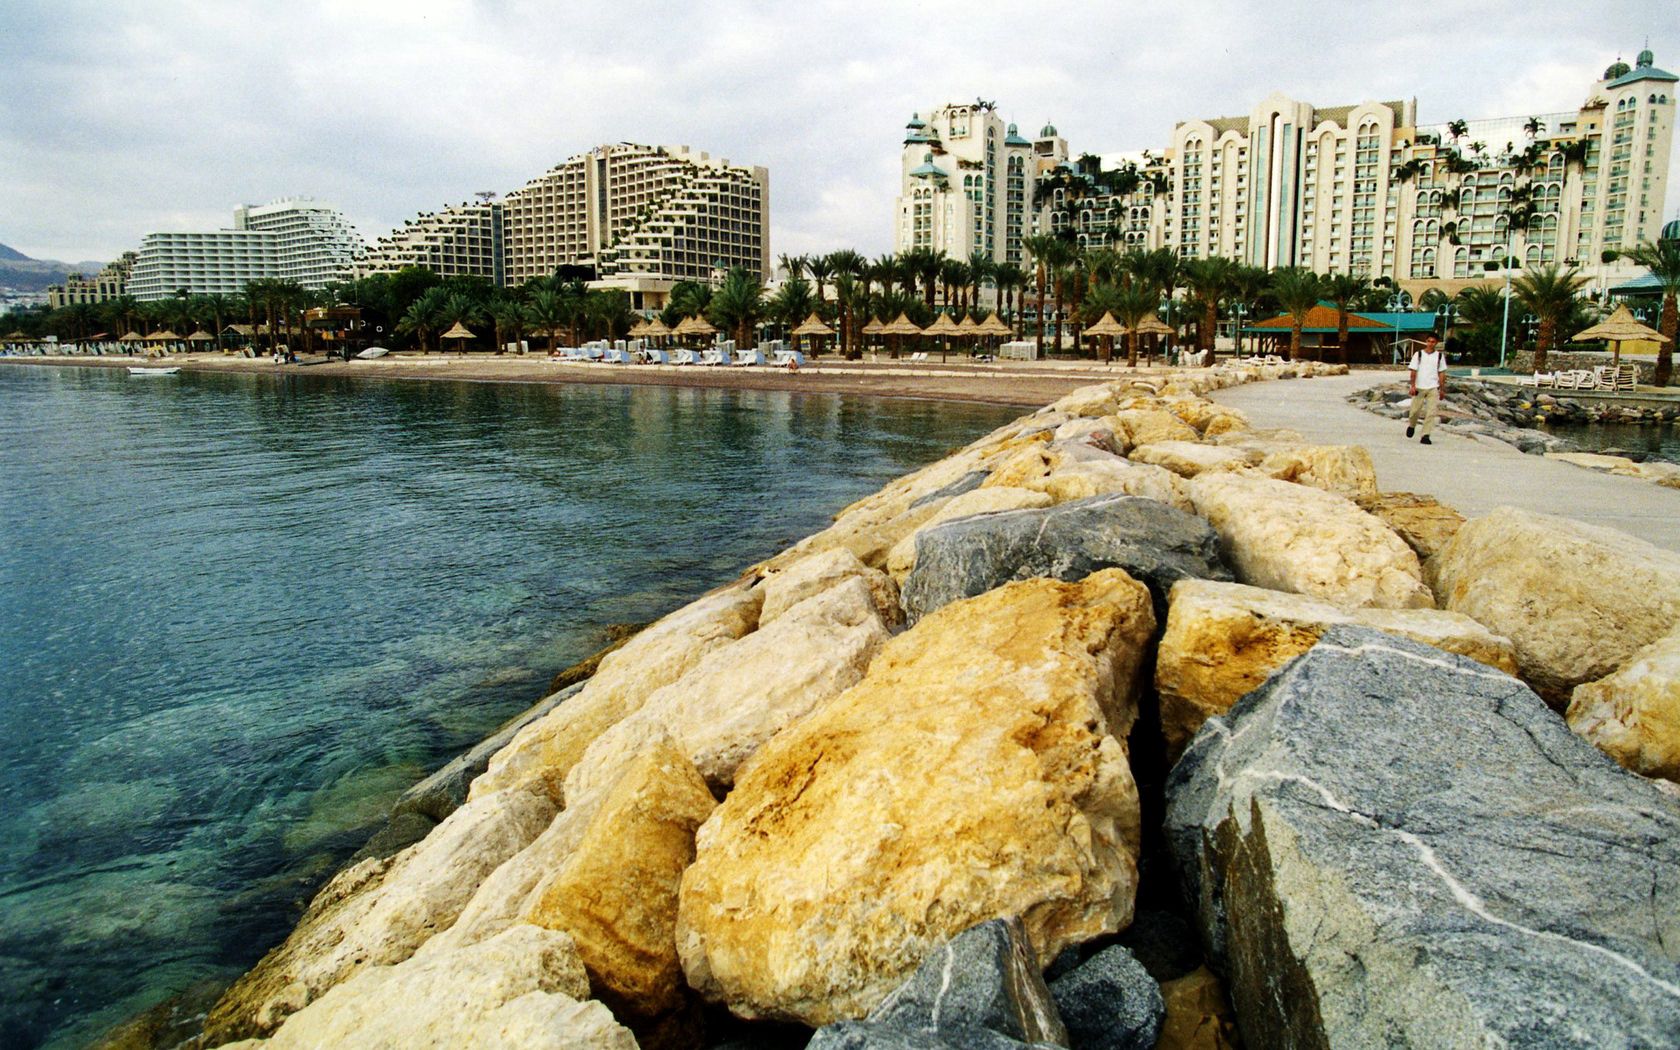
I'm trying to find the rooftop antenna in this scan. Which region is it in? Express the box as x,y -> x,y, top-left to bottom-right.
474,191 -> 498,202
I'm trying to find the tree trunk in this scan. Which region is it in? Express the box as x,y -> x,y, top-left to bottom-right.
1126,331 -> 1138,369
1535,317 -> 1555,373
1034,267 -> 1046,357
1290,322 -> 1303,361
1052,275 -> 1065,356
1656,293 -> 1677,387
1203,300 -> 1217,353
1336,310 -> 1350,364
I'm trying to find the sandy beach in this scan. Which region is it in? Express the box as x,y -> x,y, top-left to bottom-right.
0,351 -> 1188,408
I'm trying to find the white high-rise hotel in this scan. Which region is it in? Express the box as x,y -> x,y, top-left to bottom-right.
128,199 -> 364,301
898,49 -> 1674,292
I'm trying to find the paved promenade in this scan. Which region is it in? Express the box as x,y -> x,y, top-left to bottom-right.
1210,370 -> 1680,554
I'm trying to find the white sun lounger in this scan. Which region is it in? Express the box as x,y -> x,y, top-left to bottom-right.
734,348 -> 768,366
773,349 -> 806,368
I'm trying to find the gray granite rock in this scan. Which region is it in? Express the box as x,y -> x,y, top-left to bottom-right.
1166,625 -> 1680,1049
392,681 -> 583,822
1048,946 -> 1163,1050
806,1021 -> 1051,1049
900,494 -> 1230,623
868,918 -> 1067,1046
910,470 -> 991,509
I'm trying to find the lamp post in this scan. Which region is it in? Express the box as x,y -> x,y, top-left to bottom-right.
1388,292 -> 1410,365
1232,302 -> 1249,359
1498,227 -> 1516,370
1436,301 -> 1458,356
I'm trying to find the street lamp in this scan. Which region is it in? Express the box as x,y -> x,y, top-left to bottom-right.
1498,230 -> 1516,371
1436,301 -> 1458,355
1231,302 -> 1249,358
1388,292 -> 1411,364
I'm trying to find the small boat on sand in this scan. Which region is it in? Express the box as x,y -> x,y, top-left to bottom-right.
356,346 -> 391,360
128,366 -> 181,376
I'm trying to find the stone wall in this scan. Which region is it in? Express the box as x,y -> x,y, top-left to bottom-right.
1509,349 -> 1653,381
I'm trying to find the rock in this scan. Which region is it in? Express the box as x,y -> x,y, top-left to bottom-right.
394,683 -> 583,824
759,547 -> 902,629
1048,945 -> 1163,1050
1189,472 -> 1432,610
1355,491 -> 1465,561
252,925 -> 636,1049
1568,629 -> 1680,783
347,809 -> 438,865
1154,580 -> 1518,762
567,574 -> 891,798
1426,506 -> 1680,704
865,918 -> 1067,1046
1153,967 -> 1239,1050
1113,909 -> 1201,984
1048,383 -> 1121,417
983,442 -> 1191,510
1109,408 -> 1199,451
521,739 -> 717,1018
1051,416 -> 1123,454
885,486 -> 1054,583
200,785 -> 560,1043
909,469 -> 990,509
1125,441 -> 1258,478
470,582 -> 762,800
1255,444 -> 1378,502
901,493 -> 1229,624
547,622 -> 646,696
807,1022 -> 1050,1049
1166,626 -> 1680,1049
1545,451 -> 1641,472
677,572 -> 1155,1026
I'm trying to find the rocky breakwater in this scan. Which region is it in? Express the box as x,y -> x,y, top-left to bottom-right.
178,356 -> 1680,1049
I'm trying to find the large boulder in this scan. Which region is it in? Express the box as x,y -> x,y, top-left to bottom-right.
1356,491 -> 1465,560
1567,628 -> 1680,783
1048,945 -> 1163,1050
1255,444 -> 1378,502
900,493 -> 1230,624
200,785 -> 559,1043
885,486 -> 1054,583
1108,408 -> 1199,451
982,441 -> 1191,510
1427,506 -> 1680,705
1166,626 -> 1680,1049
1189,472 -> 1432,609
566,574 -> 891,798
521,739 -> 717,1019
1155,580 -> 1518,762
677,571 -> 1156,1026
1126,441 -> 1258,478
249,925 -> 636,1049
758,547 -> 901,628
470,582 -> 762,800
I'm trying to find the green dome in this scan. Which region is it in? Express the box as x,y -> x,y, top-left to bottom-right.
1638,48 -> 1655,67
1606,60 -> 1632,80
1663,218 -> 1680,243
1004,123 -> 1031,147
906,112 -> 926,129
1040,123 -> 1058,138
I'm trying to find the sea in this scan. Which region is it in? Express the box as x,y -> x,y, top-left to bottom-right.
0,365 -> 1021,1049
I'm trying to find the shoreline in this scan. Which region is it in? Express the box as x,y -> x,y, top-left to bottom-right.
0,352 -> 1161,409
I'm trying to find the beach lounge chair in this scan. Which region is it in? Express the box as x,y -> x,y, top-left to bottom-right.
601,348 -> 632,364
908,351 -> 929,362
670,349 -> 698,366
773,349 -> 806,368
734,348 -> 768,366
1617,363 -> 1638,391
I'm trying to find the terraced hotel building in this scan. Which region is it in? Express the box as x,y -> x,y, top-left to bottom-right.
127,199 -> 364,301
355,200 -> 504,284
499,143 -> 770,308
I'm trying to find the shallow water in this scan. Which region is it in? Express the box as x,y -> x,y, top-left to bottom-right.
1547,420 -> 1680,463
0,366 -> 1020,1048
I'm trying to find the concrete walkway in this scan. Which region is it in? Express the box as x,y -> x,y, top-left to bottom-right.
1210,371 -> 1680,553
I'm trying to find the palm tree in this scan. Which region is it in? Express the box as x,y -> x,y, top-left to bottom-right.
1523,116 -> 1546,140
1618,239 -> 1680,385
1322,273 -> 1370,363
1270,268 -> 1324,361
1022,235 -> 1060,357
707,268 -> 765,351
806,255 -> 834,309
907,248 -> 944,309
778,253 -> 807,282
1110,283 -> 1158,368
993,262 -> 1026,335
1229,265 -> 1270,358
1047,247 -> 1079,353
1512,263 -> 1589,372
399,288 -> 445,353
966,249 -> 994,314
488,296 -> 526,354
939,258 -> 970,312
1180,257 -> 1237,357
769,276 -> 814,342
826,249 -> 865,282
524,288 -> 565,355
1446,118 -> 1469,146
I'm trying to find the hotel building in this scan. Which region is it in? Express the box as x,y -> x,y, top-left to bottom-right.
356,200 -> 504,283
901,48 -> 1673,294
127,199 -> 364,301
46,251 -> 137,307
499,143 -> 769,308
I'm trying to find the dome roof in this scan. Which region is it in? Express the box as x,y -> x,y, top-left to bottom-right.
906,112 -> 926,129
1004,123 -> 1031,147
1638,48 -> 1655,68
1605,60 -> 1632,80
1040,123 -> 1058,138
1663,218 -> 1680,243
903,129 -> 930,144
909,153 -> 946,180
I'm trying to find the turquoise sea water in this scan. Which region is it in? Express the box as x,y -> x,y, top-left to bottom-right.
0,365 -> 1020,1049
1550,420 -> 1680,463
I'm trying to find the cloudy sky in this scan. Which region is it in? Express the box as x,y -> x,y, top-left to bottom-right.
2,0 -> 1674,265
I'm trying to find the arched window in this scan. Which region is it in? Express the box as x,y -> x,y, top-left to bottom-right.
1453,246 -> 1469,277
1526,245 -> 1542,264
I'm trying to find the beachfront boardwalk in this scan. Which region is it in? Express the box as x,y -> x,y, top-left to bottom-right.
1211,370 -> 1680,554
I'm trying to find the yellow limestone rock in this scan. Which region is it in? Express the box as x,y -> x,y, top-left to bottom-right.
1427,506 -> 1680,705
1127,441 -> 1260,479
982,441 -> 1191,510
470,582 -> 762,801
566,574 -> 892,798
1200,413 -> 1248,438
885,486 -> 1053,582
522,739 -> 718,1016
758,547 -> 901,628
676,570 -> 1156,1026
1155,966 -> 1240,1050
1567,629 -> 1680,783
1256,444 -> 1379,502
1109,408 -> 1200,452
1047,383 -> 1123,417
200,785 -> 559,1043
1357,491 -> 1466,561
1189,472 -> 1433,610
1155,579 -> 1519,761
253,925 -> 635,1049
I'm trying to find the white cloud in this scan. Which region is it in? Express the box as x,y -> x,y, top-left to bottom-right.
0,0 -> 1673,263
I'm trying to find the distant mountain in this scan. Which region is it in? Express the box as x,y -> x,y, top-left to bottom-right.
0,243 -> 107,293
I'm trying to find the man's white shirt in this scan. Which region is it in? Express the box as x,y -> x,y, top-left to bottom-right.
1410,348 -> 1444,388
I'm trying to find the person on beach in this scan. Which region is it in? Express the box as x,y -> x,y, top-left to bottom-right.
1406,335 -> 1447,445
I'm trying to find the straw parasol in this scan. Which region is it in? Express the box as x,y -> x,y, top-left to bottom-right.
627,319 -> 652,338
441,321 -> 475,355
147,330 -> 182,342
118,331 -> 145,346
1132,314 -> 1174,365
642,317 -> 672,339
879,312 -> 924,360
923,312 -> 961,361
861,316 -> 887,335
674,315 -> 718,344
977,313 -> 1012,337
185,330 -> 215,343
1572,303 -> 1670,367
791,312 -> 835,356
1084,311 -> 1129,364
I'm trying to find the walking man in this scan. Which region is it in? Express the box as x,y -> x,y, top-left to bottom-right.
1406,335 -> 1447,445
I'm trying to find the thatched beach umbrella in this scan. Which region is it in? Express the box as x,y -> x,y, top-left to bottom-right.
440,321 -> 475,356
627,319 -> 652,338
791,312 -> 835,357
1085,311 -> 1128,364
924,312 -> 961,361
880,312 -> 923,360
1572,303 -> 1670,367
674,315 -> 718,347
185,329 -> 215,345
1133,315 -> 1173,364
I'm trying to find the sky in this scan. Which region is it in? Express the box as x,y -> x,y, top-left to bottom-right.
1,0 -> 1675,265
